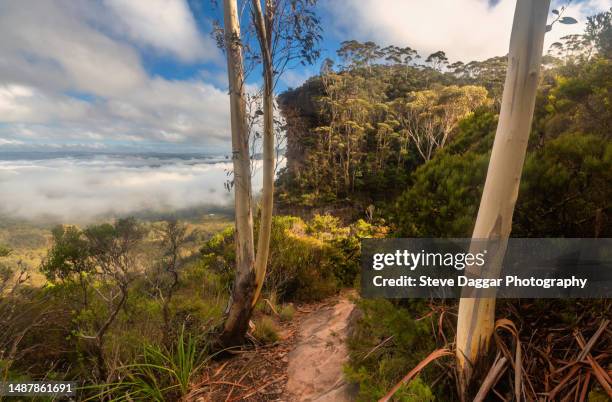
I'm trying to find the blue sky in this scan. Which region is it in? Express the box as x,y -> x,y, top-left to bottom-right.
0,0 -> 608,154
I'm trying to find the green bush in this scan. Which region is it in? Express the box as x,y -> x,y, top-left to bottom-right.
392,151 -> 489,237
392,88 -> 611,238
279,304 -> 296,322
84,327 -> 209,401
514,132 -> 611,237
198,214 -> 370,303
345,299 -> 450,401
253,317 -> 280,344
264,215 -> 355,302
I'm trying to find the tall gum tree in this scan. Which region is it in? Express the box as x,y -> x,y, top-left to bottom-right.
220,0 -> 257,347
247,0 -> 322,307
250,0 -> 274,308
455,0 -> 551,397
219,0 -> 320,346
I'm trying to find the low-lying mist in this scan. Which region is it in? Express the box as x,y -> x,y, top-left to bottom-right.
0,153 -> 263,224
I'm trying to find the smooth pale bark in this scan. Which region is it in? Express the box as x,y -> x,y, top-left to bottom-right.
220,0 -> 257,347
455,0 -> 550,395
250,0 -> 275,307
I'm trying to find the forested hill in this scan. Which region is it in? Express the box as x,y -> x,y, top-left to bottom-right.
276,44 -> 506,212
276,22 -> 611,237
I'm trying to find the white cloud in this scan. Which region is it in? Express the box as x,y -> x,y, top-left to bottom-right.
0,155 -> 265,222
323,0 -> 611,63
0,0 -> 147,97
0,138 -> 24,146
103,0 -> 221,63
0,79 -> 231,148
0,84 -> 92,123
281,69 -> 315,89
0,0 -> 232,151
545,0 -> 612,52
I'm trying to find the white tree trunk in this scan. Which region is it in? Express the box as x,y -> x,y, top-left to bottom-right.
456,0 -> 550,395
220,0 -> 257,347
251,0 -> 275,307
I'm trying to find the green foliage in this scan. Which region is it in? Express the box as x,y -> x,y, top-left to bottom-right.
393,377 -> 435,402
585,7 -> 612,58
264,215 -> 368,301
345,299 -> 446,401
266,216 -> 339,301
200,225 -> 235,256
393,151 -> 489,237
3,216 -> 231,391
306,214 -> 344,239
277,39 -> 505,211
164,260 -> 226,336
545,58 -> 611,138
0,245 -> 11,283
253,317 -> 279,344
85,326 -> 208,401
41,225 -> 92,282
0,244 -> 11,258
197,225 -> 235,293
514,132 -> 611,236
279,304 -> 296,322
444,108 -> 497,155
392,57 -> 611,238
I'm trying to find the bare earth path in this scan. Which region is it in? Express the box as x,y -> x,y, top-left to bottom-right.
285,295 -> 357,401
185,293 -> 358,401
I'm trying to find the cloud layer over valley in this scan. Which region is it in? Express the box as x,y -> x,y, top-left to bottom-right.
0,154 -> 265,222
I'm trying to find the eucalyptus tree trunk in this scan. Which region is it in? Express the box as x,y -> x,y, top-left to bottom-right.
250,0 -> 275,307
455,0 -> 550,396
220,0 -> 257,347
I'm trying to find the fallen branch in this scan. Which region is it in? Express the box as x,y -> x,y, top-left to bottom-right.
579,371 -> 590,402
547,365 -> 580,401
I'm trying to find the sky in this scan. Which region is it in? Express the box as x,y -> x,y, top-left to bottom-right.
0,0 -> 609,154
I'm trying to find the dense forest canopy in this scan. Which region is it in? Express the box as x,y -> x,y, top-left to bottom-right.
276,10 -> 611,238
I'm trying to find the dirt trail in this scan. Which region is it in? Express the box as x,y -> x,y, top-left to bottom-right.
185,294 -> 357,401
285,295 -> 357,401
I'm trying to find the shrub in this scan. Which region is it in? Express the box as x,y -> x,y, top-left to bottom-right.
84,326 -> 209,401
514,132 -> 611,237
306,214 -> 346,240
279,304 -> 296,322
392,151 -> 489,237
253,317 -> 279,344
265,216 -> 343,302
345,299 -> 451,401
393,131 -> 611,238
